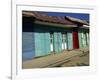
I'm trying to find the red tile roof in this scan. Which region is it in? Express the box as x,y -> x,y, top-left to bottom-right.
23,11 -> 89,26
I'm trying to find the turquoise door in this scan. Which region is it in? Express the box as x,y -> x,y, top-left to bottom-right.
78,30 -> 83,48
44,32 -> 51,55
54,32 -> 62,53
78,29 -> 89,48
67,31 -> 73,50
82,32 -> 87,47
34,32 -> 43,57
34,30 -> 51,57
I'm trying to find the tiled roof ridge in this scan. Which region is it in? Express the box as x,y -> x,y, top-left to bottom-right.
65,16 -> 89,25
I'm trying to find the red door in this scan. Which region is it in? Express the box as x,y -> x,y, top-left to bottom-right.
73,30 -> 79,49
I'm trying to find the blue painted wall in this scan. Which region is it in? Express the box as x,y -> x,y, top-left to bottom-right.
22,32 -> 35,61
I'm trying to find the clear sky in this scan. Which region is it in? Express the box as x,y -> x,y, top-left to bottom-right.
41,12 -> 89,21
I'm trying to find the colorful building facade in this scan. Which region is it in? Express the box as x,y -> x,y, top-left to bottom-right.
22,11 -> 89,61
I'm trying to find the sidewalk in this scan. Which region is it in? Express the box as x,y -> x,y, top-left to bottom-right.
22,47 -> 89,69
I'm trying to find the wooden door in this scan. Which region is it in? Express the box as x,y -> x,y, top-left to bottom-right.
73,30 -> 79,49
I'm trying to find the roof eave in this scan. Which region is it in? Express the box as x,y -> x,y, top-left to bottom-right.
34,20 -> 77,28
